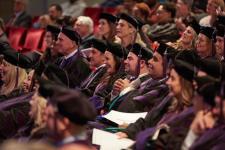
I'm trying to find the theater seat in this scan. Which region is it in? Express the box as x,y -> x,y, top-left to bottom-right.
8,27 -> 26,51
84,7 -> 102,25
22,28 -> 45,52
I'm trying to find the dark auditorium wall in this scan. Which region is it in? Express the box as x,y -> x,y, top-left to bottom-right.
0,0 -> 104,22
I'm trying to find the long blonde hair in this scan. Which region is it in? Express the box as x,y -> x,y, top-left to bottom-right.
169,73 -> 194,112
0,60 -> 27,95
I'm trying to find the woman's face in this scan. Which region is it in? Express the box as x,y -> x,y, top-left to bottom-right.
196,33 -> 212,58
180,26 -> 196,45
104,51 -> 116,74
22,70 -> 34,93
0,61 -> 10,82
166,68 -> 182,97
206,0 -> 218,15
45,31 -> 53,48
215,36 -> 224,57
98,19 -> 110,37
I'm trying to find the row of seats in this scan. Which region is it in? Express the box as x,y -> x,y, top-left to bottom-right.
6,7 -> 117,54
7,27 -> 46,53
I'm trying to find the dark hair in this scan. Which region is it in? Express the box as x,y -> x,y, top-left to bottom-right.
162,2 -> 176,18
50,3 -> 63,13
102,21 -> 117,42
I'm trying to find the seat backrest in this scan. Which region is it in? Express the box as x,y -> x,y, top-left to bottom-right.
8,27 -> 26,50
22,28 -> 45,51
84,7 -> 103,25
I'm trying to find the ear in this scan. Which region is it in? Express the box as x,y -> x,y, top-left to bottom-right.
140,59 -> 146,68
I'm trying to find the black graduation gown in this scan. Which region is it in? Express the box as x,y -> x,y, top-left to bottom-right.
0,92 -> 33,141
80,65 -> 107,97
107,74 -> 151,113
190,123 -> 225,150
0,41 -> 41,69
136,107 -> 195,150
123,94 -> 172,139
56,50 -> 91,88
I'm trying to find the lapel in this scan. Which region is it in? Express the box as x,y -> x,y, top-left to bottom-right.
81,65 -> 106,89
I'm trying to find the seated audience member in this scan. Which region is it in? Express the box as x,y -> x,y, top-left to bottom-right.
48,3 -> 63,25
73,16 -> 94,50
61,0 -> 87,19
116,13 -> 146,48
215,18 -> 225,61
147,2 -> 180,43
96,13 -> 117,42
199,0 -> 225,27
107,43 -> 153,112
6,0 -> 32,28
196,26 -> 216,59
46,26 -> 91,88
40,85 -> 97,148
80,38 -> 107,97
167,16 -> 200,50
0,58 -> 27,100
182,80 -> 225,150
175,0 -> 195,32
90,42 -> 127,110
116,50 -> 194,140
33,14 -> 52,29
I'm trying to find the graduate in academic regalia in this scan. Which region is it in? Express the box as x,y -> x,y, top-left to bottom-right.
107,43 -> 153,112
89,41 -> 127,110
116,13 -> 146,49
80,38 -> 107,97
97,12 -> 117,42
51,26 -> 91,88
196,26 -> 216,59
38,84 -> 97,148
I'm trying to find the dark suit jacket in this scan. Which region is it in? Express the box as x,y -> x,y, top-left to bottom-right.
9,11 -> 32,28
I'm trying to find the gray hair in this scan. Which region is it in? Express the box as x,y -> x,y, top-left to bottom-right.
76,16 -> 94,34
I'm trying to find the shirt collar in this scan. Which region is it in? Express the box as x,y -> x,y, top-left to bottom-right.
64,49 -> 77,60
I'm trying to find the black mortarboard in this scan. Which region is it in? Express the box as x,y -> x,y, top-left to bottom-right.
186,17 -> 200,34
99,12 -> 117,24
46,25 -> 60,36
175,50 -> 200,66
119,13 -> 140,30
50,87 -> 97,125
156,43 -> 169,57
173,59 -> 196,82
61,26 -> 81,45
164,46 -> 179,62
89,38 -> 107,53
199,26 -> 216,41
216,24 -> 225,37
129,43 -> 153,61
106,41 -> 128,59
195,76 -> 218,106
199,58 -> 223,80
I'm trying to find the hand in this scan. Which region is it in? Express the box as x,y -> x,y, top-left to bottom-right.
115,132 -> 128,139
190,110 -> 216,135
112,78 -> 130,94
